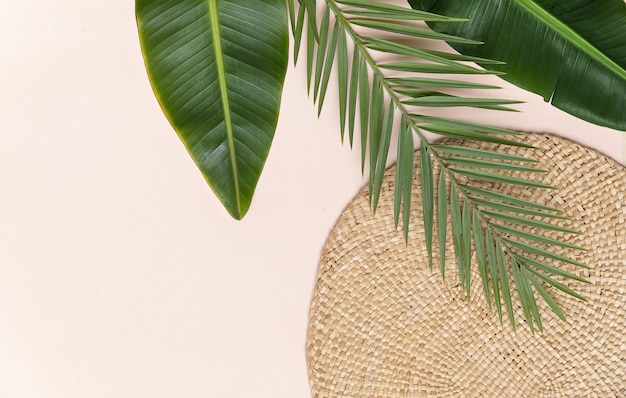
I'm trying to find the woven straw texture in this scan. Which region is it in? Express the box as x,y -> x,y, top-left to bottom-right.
307,135 -> 626,398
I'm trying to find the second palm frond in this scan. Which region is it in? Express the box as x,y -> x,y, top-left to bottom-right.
287,0 -> 590,332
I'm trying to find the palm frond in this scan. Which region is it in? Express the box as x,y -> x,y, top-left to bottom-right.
286,0 -> 587,332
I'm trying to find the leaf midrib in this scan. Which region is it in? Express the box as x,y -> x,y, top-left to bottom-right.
515,0 -> 626,81
208,0 -> 241,216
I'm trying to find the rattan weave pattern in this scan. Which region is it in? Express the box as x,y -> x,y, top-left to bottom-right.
307,135 -> 626,397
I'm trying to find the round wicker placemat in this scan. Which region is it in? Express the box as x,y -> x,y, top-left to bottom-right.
307,135 -> 626,397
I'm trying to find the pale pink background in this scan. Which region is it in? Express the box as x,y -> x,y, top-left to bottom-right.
0,1 -> 623,397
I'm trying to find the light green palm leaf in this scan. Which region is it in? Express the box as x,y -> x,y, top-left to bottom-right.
288,0 -> 587,331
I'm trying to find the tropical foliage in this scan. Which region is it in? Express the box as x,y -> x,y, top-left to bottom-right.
409,0 -> 626,131
136,1 -> 289,220
135,0 -> 603,332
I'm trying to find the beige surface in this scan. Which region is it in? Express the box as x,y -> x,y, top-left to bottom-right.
0,1 -> 623,397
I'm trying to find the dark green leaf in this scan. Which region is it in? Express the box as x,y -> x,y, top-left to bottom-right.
136,0 -> 288,219
413,0 -> 626,130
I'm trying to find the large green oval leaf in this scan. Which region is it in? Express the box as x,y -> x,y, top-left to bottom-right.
409,0 -> 626,131
136,0 -> 289,219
